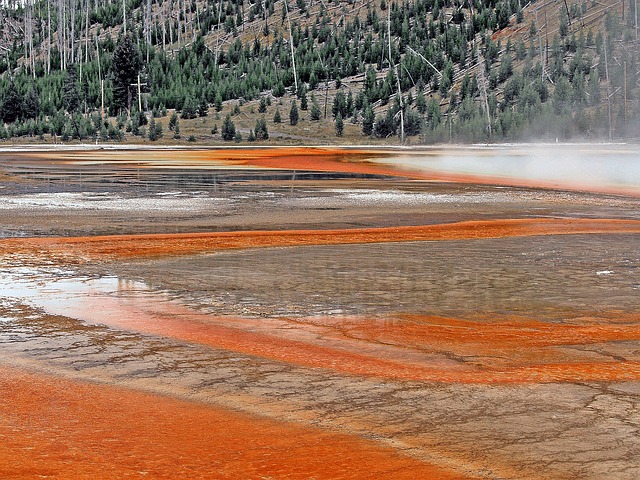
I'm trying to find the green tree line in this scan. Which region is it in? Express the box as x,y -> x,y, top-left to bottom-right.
0,0 -> 637,142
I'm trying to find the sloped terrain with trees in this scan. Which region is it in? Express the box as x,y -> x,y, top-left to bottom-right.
0,0 -> 638,143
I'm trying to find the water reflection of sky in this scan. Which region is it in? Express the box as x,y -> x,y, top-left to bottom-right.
0,268 -> 156,324
377,145 -> 640,193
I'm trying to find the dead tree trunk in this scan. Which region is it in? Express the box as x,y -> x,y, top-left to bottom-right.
388,7 -> 403,143
29,0 -> 35,78
85,0 -> 90,65
145,0 -> 151,62
58,0 -> 64,70
71,0 -> 76,65
162,1 -> 167,52
169,0 -> 174,49
122,0 -> 127,34
284,0 -> 298,94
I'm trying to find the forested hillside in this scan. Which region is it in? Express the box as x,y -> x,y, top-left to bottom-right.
0,0 -> 638,143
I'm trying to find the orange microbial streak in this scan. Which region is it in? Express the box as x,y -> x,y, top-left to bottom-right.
2,219 -> 640,384
69,296 -> 640,384
300,314 -> 640,383
29,281 -> 640,384
3,218 -> 640,261
0,364 -> 472,480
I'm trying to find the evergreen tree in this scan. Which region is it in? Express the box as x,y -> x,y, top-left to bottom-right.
169,111 -> 178,131
332,91 -> 347,118
173,120 -> 181,139
310,96 -> 321,121
111,34 -> 142,115
335,113 -> 344,136
222,113 -> 236,140
559,7 -> 570,37
215,92 -> 223,112
23,86 -> 40,120
427,98 -> 442,128
131,113 -> 141,136
181,97 -> 198,119
273,82 -> 285,97
148,115 -> 159,141
255,117 -> 269,140
415,90 -> 427,114
403,109 -> 422,136
258,97 -> 268,113
198,97 -> 209,117
63,65 -> 81,113
299,85 -> 308,110
362,104 -> 374,136
0,82 -> 22,124
374,108 -> 398,138
346,91 -> 354,116
273,109 -> 282,123
553,76 -> 572,114
289,100 -> 299,125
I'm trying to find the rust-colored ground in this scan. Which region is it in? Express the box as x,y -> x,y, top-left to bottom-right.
3,218 -> 640,384
3,218 -> 640,261
0,364 -> 471,480
53,287 -> 640,384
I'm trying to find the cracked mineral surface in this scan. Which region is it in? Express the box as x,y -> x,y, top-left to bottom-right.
1,147 -> 639,479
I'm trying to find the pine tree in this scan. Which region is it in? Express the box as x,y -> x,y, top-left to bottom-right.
362,104 -> 374,136
181,97 -> 197,119
222,113 -> 236,140
289,100 -> 299,125
0,82 -> 22,124
23,86 -> 40,120
198,97 -> 209,117
255,117 -> 269,140
148,115 -> 159,141
131,113 -> 141,136
169,112 -> 178,131
559,7 -> 570,37
215,92 -> 223,112
299,85 -> 308,110
111,34 -> 141,115
310,96 -> 321,121
258,97 -> 268,113
332,91 -> 346,118
154,120 -> 163,139
415,90 -> 427,114
335,113 -> 344,136
63,65 -> 81,113
273,109 -> 282,123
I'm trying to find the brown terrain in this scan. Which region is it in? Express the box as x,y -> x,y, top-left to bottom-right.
1,146 -> 639,479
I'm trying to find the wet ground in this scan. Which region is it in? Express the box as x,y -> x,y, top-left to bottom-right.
1,147 -> 639,479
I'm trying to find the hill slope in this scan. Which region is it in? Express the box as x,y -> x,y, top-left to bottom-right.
0,0 -> 638,144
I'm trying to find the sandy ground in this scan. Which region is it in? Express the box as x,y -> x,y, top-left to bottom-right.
1,147 -> 640,479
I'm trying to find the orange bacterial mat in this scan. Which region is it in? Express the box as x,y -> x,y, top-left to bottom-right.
0,364 -> 473,480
